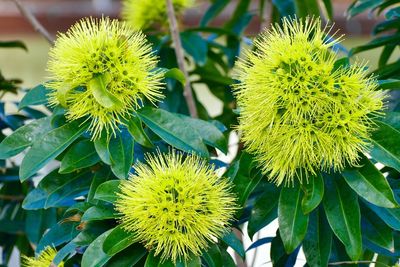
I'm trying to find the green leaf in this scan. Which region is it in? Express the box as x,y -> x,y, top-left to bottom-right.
81,229 -> 112,267
180,32 -> 208,66
301,172 -> 324,214
370,120 -> 400,172
103,224 -> 136,256
0,117 -> 52,159
200,0 -> 230,26
36,221 -> 80,253
22,170 -> 92,209
360,203 -> 394,251
109,130 -> 134,179
278,184 -> 309,253
221,230 -> 245,259
347,0 -> 385,17
94,134 -> 111,165
144,252 -> 200,267
294,0 -> 320,17
303,209 -> 332,267
377,79 -> 400,90
126,115 -> 154,148
341,155 -> 398,208
25,209 -> 57,244
81,205 -> 116,221
176,114 -> 227,153
106,243 -> 147,267
94,180 -> 121,203
247,184 -> 279,239
89,74 -> 123,109
350,34 -> 400,55
201,244 -> 222,267
323,174 -> 362,260
364,201 -> 400,231
321,0 -> 333,19
137,107 -> 208,157
18,84 -> 50,109
0,40 -> 27,50
165,68 -> 186,86
59,139 -> 100,173
87,167 -> 114,204
19,120 -> 89,181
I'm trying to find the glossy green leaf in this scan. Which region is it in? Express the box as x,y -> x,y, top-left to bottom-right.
364,201 -> 400,231
0,117 -> 52,159
221,230 -> 245,259
247,183 -> 279,239
25,209 -> 57,245
87,167 -> 113,204
377,79 -> 400,90
201,244 -> 222,267
36,221 -> 80,253
109,130 -> 134,179
106,243 -> 147,267
137,107 -> 208,157
165,68 -> 186,86
19,120 -> 89,181
59,139 -> 100,173
323,174 -> 362,260
278,185 -> 309,253
81,205 -> 116,221
81,229 -> 112,267
342,155 -> 398,208
94,134 -> 111,165
303,209 -> 332,267
94,180 -> 121,203
176,114 -> 227,153
301,172 -> 324,214
370,120 -> 400,172
126,115 -> 153,148
361,203 -> 394,251
18,84 -> 50,109
89,74 -> 122,109
144,251 -> 200,267
103,224 -> 136,256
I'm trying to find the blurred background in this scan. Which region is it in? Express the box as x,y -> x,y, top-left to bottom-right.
0,0 -> 394,88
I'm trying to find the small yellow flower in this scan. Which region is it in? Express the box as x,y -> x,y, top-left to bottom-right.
22,246 -> 63,267
122,0 -> 194,30
234,17 -> 385,185
115,151 -> 237,263
47,17 -> 164,139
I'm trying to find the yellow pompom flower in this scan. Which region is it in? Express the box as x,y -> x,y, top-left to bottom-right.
122,0 -> 194,30
234,17 -> 385,186
22,246 -> 63,267
115,151 -> 237,263
47,17 -> 164,139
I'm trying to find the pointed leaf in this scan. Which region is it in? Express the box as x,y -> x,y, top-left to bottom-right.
126,115 -> 153,148
81,229 -> 112,267
82,205 -> 117,221
109,130 -> 134,179
103,225 -> 136,256
94,180 -> 121,203
18,84 -> 50,109
278,185 -> 309,253
94,134 -> 111,165
60,139 -> 100,173
301,172 -> 324,214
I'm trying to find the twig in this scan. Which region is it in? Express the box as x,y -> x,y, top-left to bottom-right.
12,0 -> 54,45
165,0 -> 198,118
329,260 -> 391,266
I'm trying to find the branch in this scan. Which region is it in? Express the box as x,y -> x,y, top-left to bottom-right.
12,0 -> 54,45
165,0 -> 198,118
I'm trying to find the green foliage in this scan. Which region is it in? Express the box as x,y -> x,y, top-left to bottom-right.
1,0 -> 400,266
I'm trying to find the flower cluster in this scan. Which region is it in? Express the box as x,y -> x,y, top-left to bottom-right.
115,151 -> 237,263
22,247 -> 62,267
122,0 -> 194,30
47,17 -> 164,139
234,17 -> 385,185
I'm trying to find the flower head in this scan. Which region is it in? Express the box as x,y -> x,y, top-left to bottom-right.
234,17 -> 385,185
122,0 -> 194,30
22,246 -> 63,267
115,151 -> 237,263
47,17 -> 164,139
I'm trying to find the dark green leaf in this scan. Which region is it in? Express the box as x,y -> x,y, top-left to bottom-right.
165,68 -> 185,86
106,243 -> 147,267
342,155 -> 398,208
126,115 -> 153,148
221,230 -> 245,259
0,40 -> 27,50
200,0 -> 230,26
294,0 -> 320,17
181,32 -> 208,66
321,0 -> 333,19
176,114 -> 227,153
94,180 -> 121,203
347,0 -> 385,17
60,139 -> 100,173
88,167 -> 114,204
370,120 -> 400,172
0,117 -> 52,159
278,184 -> 309,253
364,201 -> 400,231
82,205 -> 117,221
109,130 -> 134,179
36,221 -> 80,253
137,107 -> 208,157
81,229 -> 113,267
201,244 -> 222,267
94,134 -> 111,165
103,224 -> 136,256
301,172 -> 324,214
18,84 -> 50,109
19,120 -> 89,181
377,79 -> 400,90
350,34 -> 400,55
323,174 -> 362,260
303,209 -> 332,267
